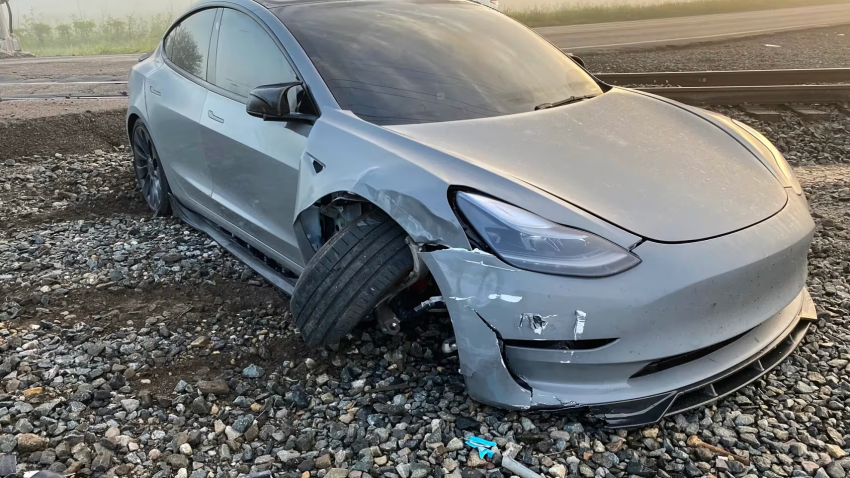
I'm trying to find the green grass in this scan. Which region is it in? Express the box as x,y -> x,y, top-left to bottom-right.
16,13 -> 171,57
506,0 -> 850,28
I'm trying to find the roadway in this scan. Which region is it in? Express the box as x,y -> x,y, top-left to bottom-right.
538,3 -> 850,51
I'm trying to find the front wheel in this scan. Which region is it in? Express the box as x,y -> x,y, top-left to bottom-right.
131,121 -> 171,216
291,209 -> 414,345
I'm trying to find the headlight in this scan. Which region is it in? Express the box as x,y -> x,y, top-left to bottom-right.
732,120 -> 802,196
455,192 -> 640,277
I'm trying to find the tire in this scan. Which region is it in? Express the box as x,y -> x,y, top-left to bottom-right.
292,209 -> 414,345
131,120 -> 171,216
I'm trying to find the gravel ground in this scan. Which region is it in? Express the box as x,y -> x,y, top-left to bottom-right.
581,24 -> 850,73
0,109 -> 849,478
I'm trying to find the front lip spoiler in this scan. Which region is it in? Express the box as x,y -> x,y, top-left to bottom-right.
569,290 -> 816,428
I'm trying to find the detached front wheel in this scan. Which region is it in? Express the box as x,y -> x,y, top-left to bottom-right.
132,121 -> 171,216
292,209 -> 414,345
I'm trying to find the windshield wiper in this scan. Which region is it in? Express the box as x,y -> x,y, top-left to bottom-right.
534,94 -> 598,111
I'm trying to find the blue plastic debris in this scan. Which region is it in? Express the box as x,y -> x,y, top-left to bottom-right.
465,436 -> 497,460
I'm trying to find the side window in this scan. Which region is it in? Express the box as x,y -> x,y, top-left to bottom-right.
214,9 -> 297,98
164,8 -> 217,80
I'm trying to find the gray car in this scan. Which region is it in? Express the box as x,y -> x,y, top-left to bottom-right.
127,0 -> 816,427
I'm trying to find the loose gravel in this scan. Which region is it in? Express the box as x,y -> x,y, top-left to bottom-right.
581,24 -> 850,73
1,108 -> 850,478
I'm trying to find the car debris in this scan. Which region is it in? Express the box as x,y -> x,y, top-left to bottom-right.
465,436 -> 496,460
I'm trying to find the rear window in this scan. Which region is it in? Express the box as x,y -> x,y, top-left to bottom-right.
279,0 -> 602,125
165,8 -> 217,80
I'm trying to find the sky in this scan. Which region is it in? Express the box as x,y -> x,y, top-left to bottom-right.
10,0 -> 707,22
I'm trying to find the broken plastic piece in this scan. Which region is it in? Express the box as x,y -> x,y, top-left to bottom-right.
501,455 -> 543,478
414,296 -> 444,313
442,338 -> 458,354
465,436 -> 497,460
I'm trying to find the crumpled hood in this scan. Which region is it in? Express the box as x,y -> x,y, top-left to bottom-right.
386,89 -> 787,243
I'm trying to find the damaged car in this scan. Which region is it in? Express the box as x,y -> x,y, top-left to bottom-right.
127,0 -> 817,427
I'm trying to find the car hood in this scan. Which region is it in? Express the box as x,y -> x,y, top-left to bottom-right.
386,88 -> 787,243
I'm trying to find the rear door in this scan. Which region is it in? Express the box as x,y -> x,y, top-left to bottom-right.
199,7 -> 309,268
145,7 -> 218,212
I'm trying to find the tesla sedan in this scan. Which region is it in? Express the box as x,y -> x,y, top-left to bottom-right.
127,0 -> 816,426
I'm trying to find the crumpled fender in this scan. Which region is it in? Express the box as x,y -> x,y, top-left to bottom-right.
293,109 -> 471,249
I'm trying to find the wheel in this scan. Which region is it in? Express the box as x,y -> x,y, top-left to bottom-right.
132,121 -> 171,216
292,208 -> 414,345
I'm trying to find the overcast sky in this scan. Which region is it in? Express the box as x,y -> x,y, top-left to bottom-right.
11,0 -> 707,23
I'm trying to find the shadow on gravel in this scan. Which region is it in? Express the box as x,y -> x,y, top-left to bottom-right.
1,192 -> 151,232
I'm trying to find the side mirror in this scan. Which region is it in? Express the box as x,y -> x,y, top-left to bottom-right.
567,54 -> 586,69
246,82 -> 318,124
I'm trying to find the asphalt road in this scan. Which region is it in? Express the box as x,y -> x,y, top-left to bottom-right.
538,3 -> 850,51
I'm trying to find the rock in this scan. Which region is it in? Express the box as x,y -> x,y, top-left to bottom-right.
191,396 -> 210,415
243,364 -> 265,378
550,463 -> 567,478
232,414 -> 255,434
198,380 -> 230,395
17,433 -> 48,452
826,444 -> 848,459
121,398 -> 140,414
326,468 -> 349,478
190,336 -> 210,348
166,454 -> 190,468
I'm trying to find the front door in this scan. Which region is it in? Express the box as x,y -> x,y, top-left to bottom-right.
200,8 -> 309,268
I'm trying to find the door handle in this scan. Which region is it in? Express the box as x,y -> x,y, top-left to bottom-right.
208,110 -> 224,124
149,86 -> 161,96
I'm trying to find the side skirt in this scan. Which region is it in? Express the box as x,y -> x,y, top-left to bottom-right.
170,196 -> 297,295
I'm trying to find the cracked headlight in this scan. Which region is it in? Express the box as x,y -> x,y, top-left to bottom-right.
732,119 -> 803,196
455,192 -> 640,277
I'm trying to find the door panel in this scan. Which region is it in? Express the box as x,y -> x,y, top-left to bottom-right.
145,68 -> 214,209
200,7 -> 310,267
200,91 -> 307,265
145,7 -> 218,211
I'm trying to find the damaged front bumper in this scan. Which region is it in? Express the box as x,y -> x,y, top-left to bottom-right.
419,194 -> 816,427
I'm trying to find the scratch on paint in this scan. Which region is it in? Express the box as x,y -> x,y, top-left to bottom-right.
448,297 -> 473,301
463,260 -> 519,272
574,310 -> 587,337
488,294 -> 523,303
518,313 -> 548,335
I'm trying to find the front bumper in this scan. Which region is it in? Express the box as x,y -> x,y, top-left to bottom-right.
419,192 -> 815,427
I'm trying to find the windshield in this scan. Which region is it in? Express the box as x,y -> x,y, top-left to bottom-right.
278,0 -> 603,126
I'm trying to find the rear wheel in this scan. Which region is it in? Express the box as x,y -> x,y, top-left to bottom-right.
132,121 -> 171,216
292,209 -> 414,345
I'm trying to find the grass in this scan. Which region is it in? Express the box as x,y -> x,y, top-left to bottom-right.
14,0 -> 850,55
15,13 -> 171,57
506,0 -> 850,28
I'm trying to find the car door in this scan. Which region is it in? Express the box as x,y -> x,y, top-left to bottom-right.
199,7 -> 309,269
145,7 -> 218,212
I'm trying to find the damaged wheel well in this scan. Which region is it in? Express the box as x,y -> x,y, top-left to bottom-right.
294,191 -> 447,335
